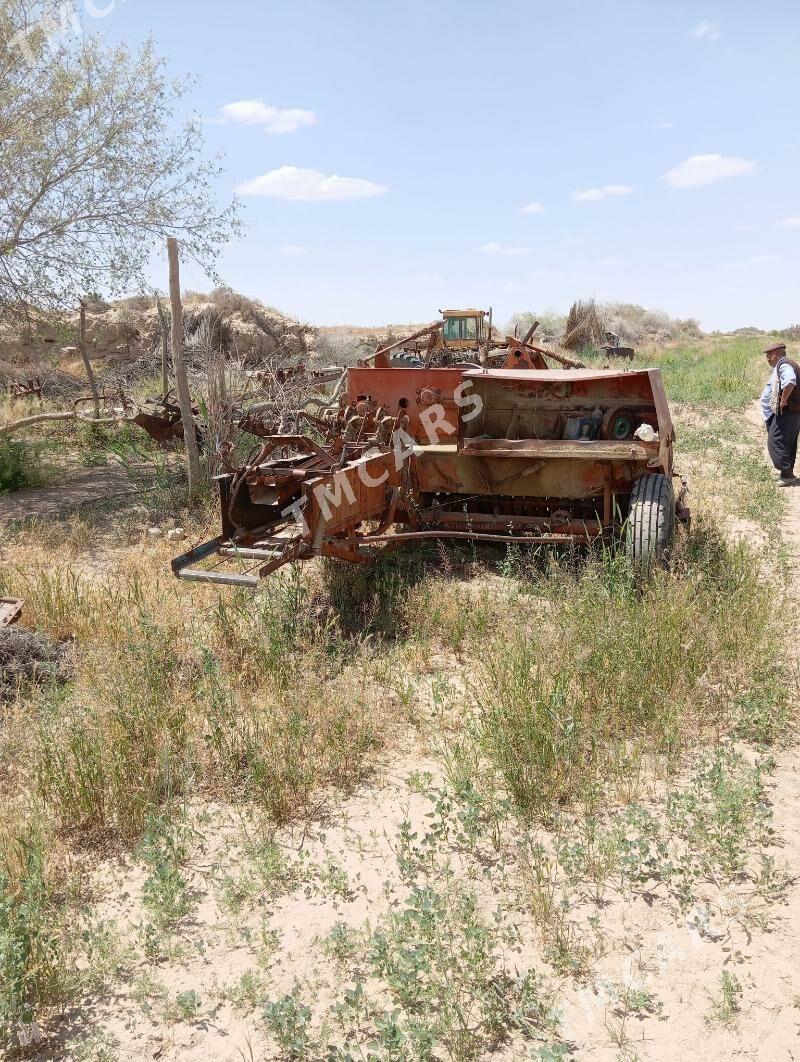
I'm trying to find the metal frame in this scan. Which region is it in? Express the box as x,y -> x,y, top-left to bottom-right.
172,351 -> 684,585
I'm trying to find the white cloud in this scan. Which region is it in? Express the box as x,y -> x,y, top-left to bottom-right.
279,244 -> 311,255
733,224 -> 758,232
774,217 -> 800,229
520,201 -> 545,215
218,99 -> 317,135
725,254 -> 778,270
692,19 -> 721,40
417,273 -> 443,285
563,236 -> 588,245
654,121 -> 675,130
572,184 -> 634,203
664,154 -> 756,188
236,166 -> 388,201
480,241 -> 531,255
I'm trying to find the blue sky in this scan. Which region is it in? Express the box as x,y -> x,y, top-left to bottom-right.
99,0 -> 800,329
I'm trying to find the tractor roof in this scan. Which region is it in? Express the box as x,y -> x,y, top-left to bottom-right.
440,308 -> 487,317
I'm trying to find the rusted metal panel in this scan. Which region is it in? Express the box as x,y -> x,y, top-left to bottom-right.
303,451 -> 401,539
459,438 -> 652,460
347,366 -> 466,440
413,448 -> 631,500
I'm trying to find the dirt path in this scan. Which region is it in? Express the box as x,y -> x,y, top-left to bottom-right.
0,463 -> 142,523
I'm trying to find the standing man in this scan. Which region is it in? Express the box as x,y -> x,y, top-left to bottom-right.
761,341 -> 800,485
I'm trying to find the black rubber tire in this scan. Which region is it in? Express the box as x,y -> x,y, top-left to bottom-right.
389,352 -> 424,368
625,473 -> 676,573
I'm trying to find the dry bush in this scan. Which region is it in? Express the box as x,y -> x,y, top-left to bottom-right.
563,299 -> 605,352
505,309 -> 568,342
506,302 -> 704,349
116,294 -> 155,312
206,285 -> 260,319
316,329 -> 374,366
80,294 -> 111,312
204,286 -> 289,326
602,302 -> 702,345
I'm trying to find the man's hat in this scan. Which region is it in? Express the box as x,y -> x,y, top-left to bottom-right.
764,341 -> 787,354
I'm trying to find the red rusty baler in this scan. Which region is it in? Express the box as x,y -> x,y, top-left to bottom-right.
172,344 -> 687,586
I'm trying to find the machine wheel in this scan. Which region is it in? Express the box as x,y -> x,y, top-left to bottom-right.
389,352 -> 424,368
625,473 -> 676,573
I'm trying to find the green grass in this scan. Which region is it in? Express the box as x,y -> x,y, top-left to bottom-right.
581,335 -> 771,409
0,826 -> 70,1045
0,438 -> 48,493
426,528 -> 788,821
648,338 -> 767,407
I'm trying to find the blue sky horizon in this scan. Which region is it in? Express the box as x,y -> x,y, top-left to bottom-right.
100,0 -> 799,330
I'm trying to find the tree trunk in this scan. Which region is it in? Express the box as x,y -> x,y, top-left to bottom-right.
0,411 -> 124,438
79,299 -> 100,419
167,237 -> 201,492
156,297 -> 170,399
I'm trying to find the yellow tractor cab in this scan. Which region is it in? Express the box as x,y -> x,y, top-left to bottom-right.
440,309 -> 489,351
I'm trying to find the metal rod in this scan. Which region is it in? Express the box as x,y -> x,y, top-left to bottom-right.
359,322 -> 442,365
356,530 -> 603,545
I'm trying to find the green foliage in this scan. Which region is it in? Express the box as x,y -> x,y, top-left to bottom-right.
650,338 -> 766,407
678,415 -> 786,532
173,989 -> 202,1021
368,884 -> 550,1057
0,830 -> 67,1047
0,438 -> 44,493
471,532 -> 783,819
520,744 -> 780,973
263,986 -> 313,1058
322,921 -> 361,966
0,2 -> 239,312
218,970 -> 266,1013
216,837 -> 298,915
667,748 -> 772,878
733,685 -> 790,746
707,970 -> 743,1027
32,612 -> 189,838
139,812 -> 192,933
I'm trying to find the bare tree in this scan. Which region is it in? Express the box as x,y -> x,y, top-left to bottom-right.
0,1 -> 239,316
78,299 -> 99,418
155,298 -> 170,399
167,238 -> 201,492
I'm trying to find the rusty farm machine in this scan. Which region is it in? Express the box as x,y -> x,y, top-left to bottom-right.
172,311 -> 688,586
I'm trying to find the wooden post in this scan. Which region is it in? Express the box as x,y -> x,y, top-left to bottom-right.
155,297 -> 170,399
78,299 -> 100,419
167,237 -> 201,492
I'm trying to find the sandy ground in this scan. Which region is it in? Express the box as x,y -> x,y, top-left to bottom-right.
36,746 -> 800,1062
